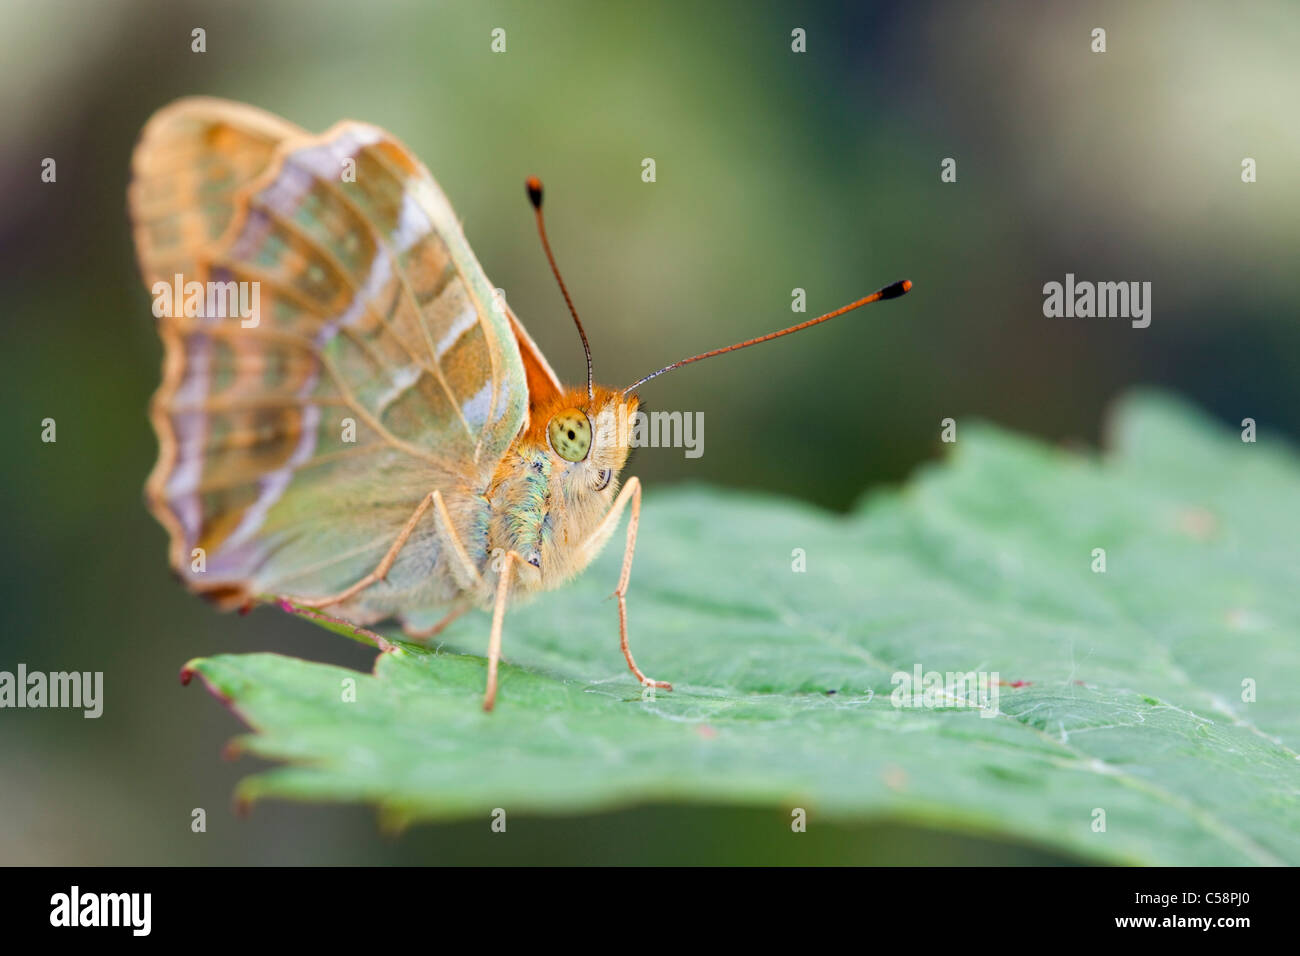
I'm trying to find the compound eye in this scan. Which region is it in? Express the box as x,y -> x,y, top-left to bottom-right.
547,408 -> 592,462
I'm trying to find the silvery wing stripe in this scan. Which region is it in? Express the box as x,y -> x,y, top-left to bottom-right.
435,303 -> 479,359
461,381 -> 493,428
166,334 -> 212,545
374,364 -> 424,416
393,186 -> 434,254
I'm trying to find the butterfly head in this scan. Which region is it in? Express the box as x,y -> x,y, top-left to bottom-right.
539,386 -> 638,496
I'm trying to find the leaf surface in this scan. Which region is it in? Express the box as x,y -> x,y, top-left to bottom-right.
185,393 -> 1300,864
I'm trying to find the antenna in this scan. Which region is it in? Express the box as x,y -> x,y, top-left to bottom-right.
526,177 -> 594,401
623,280 -> 912,394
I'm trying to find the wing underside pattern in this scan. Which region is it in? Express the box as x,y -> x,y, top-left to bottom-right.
129,99 -> 527,621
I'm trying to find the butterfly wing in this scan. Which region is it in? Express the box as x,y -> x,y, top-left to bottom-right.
129,98 -> 528,624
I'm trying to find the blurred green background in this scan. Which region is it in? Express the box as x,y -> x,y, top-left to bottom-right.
1,0 -> 1296,864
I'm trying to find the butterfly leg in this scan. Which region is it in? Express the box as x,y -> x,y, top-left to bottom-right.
483,550 -> 523,712
430,490 -> 484,592
401,601 -> 471,642
280,487 -> 483,612
578,477 -> 672,691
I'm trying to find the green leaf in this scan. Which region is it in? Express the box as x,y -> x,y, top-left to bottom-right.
184,392 -> 1300,864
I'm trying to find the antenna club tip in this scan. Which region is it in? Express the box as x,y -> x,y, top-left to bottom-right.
525,176 -> 543,208
879,279 -> 912,300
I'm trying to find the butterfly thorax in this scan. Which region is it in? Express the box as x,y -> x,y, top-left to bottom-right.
483,386 -> 637,597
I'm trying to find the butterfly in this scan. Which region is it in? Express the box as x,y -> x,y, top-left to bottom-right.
128,97 -> 911,710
